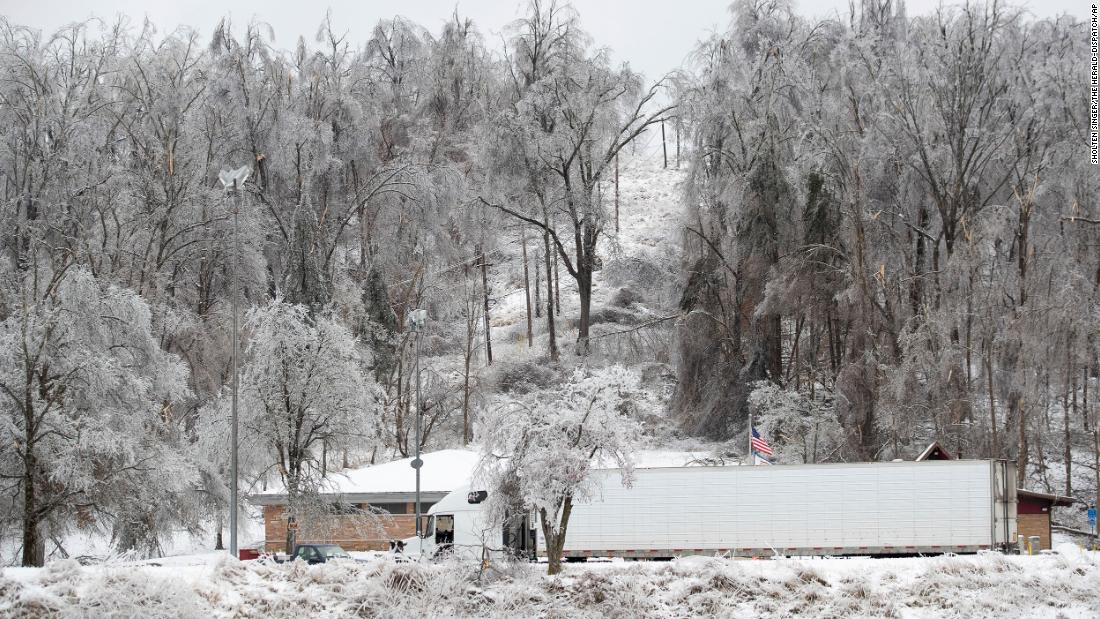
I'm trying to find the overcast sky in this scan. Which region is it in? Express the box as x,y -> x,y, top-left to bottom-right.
0,0 -> 1089,81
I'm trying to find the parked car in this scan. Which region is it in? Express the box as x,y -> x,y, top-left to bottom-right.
289,543 -> 353,564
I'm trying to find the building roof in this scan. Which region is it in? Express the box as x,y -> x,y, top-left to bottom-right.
249,448 -> 716,505
1017,489 -> 1075,507
915,441 -> 955,461
250,449 -> 480,505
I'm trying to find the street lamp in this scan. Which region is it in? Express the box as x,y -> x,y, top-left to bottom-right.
218,165 -> 250,559
406,308 -> 428,555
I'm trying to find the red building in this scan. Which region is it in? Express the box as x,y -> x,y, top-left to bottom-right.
1016,490 -> 1074,551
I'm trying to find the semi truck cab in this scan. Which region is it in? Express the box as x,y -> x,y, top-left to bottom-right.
398,485 -> 535,560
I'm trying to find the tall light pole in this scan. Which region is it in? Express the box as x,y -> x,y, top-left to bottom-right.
219,165 -> 250,558
406,308 -> 428,555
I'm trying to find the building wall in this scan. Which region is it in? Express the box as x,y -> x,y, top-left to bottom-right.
263,503 -> 428,552
1017,513 -> 1051,551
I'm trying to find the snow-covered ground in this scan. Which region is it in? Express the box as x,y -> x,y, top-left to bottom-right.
3,547 -> 1098,618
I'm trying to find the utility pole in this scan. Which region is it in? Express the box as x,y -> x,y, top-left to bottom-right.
407,308 -> 428,555
230,192 -> 239,559
218,165 -> 250,559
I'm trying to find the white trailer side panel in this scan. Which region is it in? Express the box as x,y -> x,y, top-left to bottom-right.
556,460 -> 1008,557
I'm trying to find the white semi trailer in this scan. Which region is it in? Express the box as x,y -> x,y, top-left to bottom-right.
401,459 -> 1017,560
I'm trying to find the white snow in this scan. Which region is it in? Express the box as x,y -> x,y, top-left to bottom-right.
601,450 -> 717,469
3,548 -> 1098,618
253,449 -> 482,496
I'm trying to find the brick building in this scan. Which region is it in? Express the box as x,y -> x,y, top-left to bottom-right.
250,449 -> 479,552
1016,489 -> 1074,551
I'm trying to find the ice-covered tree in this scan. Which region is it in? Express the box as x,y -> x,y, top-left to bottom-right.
748,381 -> 842,464
476,365 -> 642,574
482,0 -> 672,356
214,300 -> 382,550
0,269 -> 191,566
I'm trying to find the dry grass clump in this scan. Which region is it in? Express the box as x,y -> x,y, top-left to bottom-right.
3,551 -> 1100,618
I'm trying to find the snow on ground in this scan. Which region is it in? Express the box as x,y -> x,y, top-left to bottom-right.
1,518 -> 269,568
600,449 -> 716,469
3,548 -> 1098,618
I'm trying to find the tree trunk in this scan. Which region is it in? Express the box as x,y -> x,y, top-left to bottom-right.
910,206 -> 928,315
553,238 -> 561,315
986,338 -> 998,457
1016,394 -> 1028,486
614,154 -> 620,233
767,314 -> 782,382
462,343 -> 473,445
965,285 -> 973,390
675,117 -> 681,168
534,249 -> 542,319
661,118 -> 667,169
790,314 -> 804,390
479,246 -> 493,365
521,226 -> 533,347
540,495 -> 574,576
215,525 -> 224,551
577,270 -> 591,355
543,218 -> 559,362
1093,429 -> 1099,521
1085,364 -> 1091,433
462,271 -> 476,445
1066,362 -> 1075,496
22,450 -> 43,567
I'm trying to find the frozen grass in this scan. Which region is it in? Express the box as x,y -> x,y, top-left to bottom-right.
3,549 -> 1098,618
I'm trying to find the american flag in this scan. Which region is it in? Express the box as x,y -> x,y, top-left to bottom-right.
750,427 -> 773,457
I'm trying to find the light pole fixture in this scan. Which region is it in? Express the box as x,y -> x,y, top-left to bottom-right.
218,165 -> 250,559
406,308 -> 428,555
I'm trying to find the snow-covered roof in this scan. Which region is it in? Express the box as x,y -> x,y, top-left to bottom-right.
915,441 -> 955,461
335,449 -> 480,495
251,449 -> 722,504
251,449 -> 480,503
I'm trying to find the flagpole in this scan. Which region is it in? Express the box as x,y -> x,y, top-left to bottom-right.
748,410 -> 753,465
